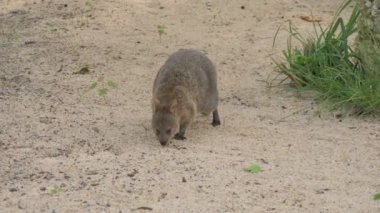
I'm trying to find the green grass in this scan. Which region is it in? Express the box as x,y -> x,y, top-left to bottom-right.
88,76 -> 118,97
374,192 -> 380,201
274,0 -> 380,115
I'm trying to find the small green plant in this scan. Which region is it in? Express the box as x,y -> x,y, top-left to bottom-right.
246,164 -> 261,174
85,0 -> 92,6
374,193 -> 380,201
88,76 -> 118,97
49,186 -> 62,196
85,0 -> 95,10
157,25 -> 167,42
273,0 -> 380,114
48,24 -> 60,32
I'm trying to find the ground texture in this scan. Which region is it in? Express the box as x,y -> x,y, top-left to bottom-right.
0,0 -> 379,212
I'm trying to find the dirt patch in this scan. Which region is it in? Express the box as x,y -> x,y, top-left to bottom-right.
1,0 -> 379,212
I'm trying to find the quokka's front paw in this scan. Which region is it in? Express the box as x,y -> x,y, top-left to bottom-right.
212,120 -> 221,127
174,133 -> 187,140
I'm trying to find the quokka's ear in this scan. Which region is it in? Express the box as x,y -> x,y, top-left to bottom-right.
170,99 -> 178,113
152,98 -> 160,111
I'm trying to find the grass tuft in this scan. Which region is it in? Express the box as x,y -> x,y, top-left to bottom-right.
374,192 -> 380,201
274,0 -> 380,115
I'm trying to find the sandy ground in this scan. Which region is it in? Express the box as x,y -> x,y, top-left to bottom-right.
0,0 -> 379,212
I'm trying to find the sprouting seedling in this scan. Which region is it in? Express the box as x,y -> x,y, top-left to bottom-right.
107,80 -> 117,89
48,24 -> 60,32
49,186 -> 62,196
85,0 -> 95,10
232,192 -> 239,197
157,25 -> 167,42
246,164 -> 261,174
88,76 -> 118,98
98,88 -> 108,97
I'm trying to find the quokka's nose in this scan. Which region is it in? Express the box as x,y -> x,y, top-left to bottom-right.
159,140 -> 168,146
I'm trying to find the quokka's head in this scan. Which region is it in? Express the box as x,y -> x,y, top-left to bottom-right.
152,99 -> 179,146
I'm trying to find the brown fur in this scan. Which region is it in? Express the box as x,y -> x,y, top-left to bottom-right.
152,49 -> 220,146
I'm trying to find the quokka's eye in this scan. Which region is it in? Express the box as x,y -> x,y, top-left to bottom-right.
156,129 -> 160,135
166,128 -> 171,134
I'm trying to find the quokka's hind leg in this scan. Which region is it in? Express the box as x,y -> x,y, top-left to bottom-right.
212,109 -> 221,126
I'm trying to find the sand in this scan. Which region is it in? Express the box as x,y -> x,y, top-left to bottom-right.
0,0 -> 379,212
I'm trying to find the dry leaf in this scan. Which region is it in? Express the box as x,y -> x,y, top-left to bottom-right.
97,75 -> 104,82
300,15 -> 322,23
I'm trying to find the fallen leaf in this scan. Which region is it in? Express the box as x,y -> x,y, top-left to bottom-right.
300,15 -> 322,23
97,75 -> 104,82
136,206 -> 153,211
74,64 -> 90,74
